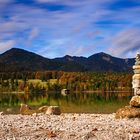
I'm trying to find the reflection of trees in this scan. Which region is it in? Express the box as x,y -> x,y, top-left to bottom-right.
0,91 -> 132,114
0,94 -> 19,106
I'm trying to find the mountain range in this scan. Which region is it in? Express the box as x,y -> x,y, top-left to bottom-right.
0,48 -> 135,72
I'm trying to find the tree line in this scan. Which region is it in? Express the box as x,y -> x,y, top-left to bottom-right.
0,71 -> 133,94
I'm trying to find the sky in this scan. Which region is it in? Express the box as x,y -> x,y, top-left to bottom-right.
0,0 -> 140,58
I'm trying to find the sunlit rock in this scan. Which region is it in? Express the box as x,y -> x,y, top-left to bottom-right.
115,106 -> 140,119
20,104 -> 36,115
38,106 -> 48,113
46,106 -> 61,115
130,96 -> 140,107
0,112 -> 4,115
132,74 -> 140,81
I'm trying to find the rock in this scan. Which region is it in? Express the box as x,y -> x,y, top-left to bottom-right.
38,106 -> 48,113
130,96 -> 140,107
135,62 -> 140,65
6,108 -> 13,113
132,79 -> 140,88
20,104 -> 36,115
136,53 -> 140,62
134,69 -> 140,74
0,111 -> 4,115
46,130 -> 57,138
115,106 -> 140,119
132,54 -> 140,96
133,65 -> 140,69
46,106 -> 61,115
32,113 -> 37,116
132,74 -> 140,80
134,88 -> 140,95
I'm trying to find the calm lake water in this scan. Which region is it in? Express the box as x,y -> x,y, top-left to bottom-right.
0,91 -> 133,114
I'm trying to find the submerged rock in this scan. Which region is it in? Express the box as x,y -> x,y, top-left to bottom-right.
20,104 -> 36,115
115,106 -> 140,119
46,106 -> 61,115
130,96 -> 140,107
6,108 -> 13,113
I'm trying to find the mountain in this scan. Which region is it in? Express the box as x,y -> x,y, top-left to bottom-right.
54,52 -> 135,72
86,52 -> 134,72
0,48 -> 135,72
0,48 -> 62,72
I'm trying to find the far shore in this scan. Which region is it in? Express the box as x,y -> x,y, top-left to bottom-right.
0,90 -> 133,94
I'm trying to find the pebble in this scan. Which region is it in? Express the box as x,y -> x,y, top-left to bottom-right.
0,113 -> 140,140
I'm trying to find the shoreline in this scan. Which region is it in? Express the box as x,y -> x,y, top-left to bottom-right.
0,113 -> 140,140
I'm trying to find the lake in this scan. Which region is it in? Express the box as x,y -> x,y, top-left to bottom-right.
0,91 -> 133,114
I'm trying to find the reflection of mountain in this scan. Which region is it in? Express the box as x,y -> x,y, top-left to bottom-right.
0,48 -> 135,72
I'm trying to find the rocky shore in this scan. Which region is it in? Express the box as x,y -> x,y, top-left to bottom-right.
0,113 -> 140,140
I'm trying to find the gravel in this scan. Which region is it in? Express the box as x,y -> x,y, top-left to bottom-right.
0,113 -> 140,140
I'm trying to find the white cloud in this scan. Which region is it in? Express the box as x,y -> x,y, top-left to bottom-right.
0,40 -> 15,53
0,0 -> 12,4
65,45 -> 96,56
28,28 -> 39,43
0,0 -> 139,57
108,28 -> 140,57
36,0 -> 59,3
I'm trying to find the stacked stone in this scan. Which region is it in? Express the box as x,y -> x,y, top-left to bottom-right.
115,53 -> 140,119
130,53 -> 140,108
132,53 -> 140,95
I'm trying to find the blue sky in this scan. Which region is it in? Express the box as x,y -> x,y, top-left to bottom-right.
0,0 -> 140,58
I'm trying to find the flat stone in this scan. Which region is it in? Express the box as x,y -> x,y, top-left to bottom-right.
130,96 -> 140,107
132,74 -> 140,80
136,53 -> 140,61
134,88 -> 140,95
135,62 -> 140,65
132,80 -> 140,88
134,69 -> 140,74
46,106 -> 61,115
133,65 -> 140,69
115,106 -> 140,119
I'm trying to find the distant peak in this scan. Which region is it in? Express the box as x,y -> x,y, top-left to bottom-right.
11,47 -> 22,50
63,55 -> 73,61
4,48 -> 27,53
88,52 -> 111,59
63,55 -> 71,58
97,52 -> 110,56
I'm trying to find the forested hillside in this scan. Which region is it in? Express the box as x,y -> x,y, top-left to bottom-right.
0,48 -> 135,72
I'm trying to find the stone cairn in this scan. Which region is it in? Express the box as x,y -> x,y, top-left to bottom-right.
132,53 -> 140,96
116,53 -> 140,119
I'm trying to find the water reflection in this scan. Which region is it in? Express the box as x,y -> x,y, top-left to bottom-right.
0,91 -> 133,114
